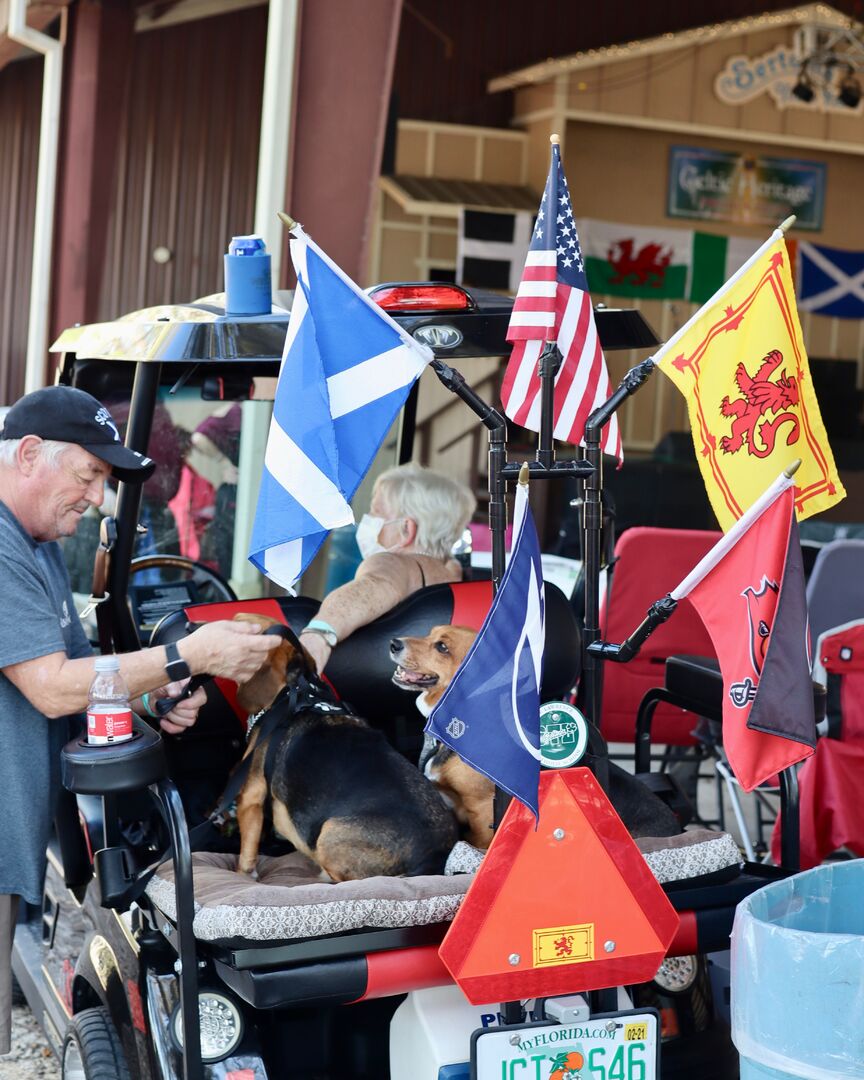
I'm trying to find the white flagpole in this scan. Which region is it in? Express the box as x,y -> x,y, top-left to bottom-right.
652,215 -> 796,369
670,461 -> 800,601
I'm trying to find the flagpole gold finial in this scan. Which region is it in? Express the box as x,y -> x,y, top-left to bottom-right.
779,215 -> 797,234
277,211 -> 299,231
784,459 -> 802,478
550,133 -> 560,145
518,462 -> 531,486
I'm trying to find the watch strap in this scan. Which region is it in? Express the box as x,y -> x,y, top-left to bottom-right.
300,620 -> 338,647
164,640 -> 191,681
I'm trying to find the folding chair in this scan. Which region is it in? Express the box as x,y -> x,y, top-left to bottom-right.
770,619 -> 864,868
600,527 -> 720,750
598,526 -> 724,828
805,539 -> 864,645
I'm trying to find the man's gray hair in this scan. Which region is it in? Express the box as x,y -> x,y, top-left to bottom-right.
375,462 -> 476,559
0,438 -> 73,469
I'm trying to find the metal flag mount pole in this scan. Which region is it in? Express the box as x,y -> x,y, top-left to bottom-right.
579,358 -> 657,735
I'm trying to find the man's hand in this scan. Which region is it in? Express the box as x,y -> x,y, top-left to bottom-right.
152,680 -> 208,736
182,620 -> 281,682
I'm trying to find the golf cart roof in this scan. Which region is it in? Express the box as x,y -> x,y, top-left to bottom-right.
50,287 -> 659,368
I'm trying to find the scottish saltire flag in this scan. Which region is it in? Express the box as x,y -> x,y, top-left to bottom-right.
798,241 -> 864,319
426,480 -> 544,817
249,227 -> 432,587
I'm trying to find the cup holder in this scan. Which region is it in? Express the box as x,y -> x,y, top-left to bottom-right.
61,718 -> 167,794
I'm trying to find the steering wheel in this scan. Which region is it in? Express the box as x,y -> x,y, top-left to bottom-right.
129,555 -> 237,604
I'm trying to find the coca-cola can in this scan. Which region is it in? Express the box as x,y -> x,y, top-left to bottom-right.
87,706 -> 134,745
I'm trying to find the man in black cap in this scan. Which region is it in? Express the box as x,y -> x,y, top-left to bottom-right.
0,385 -> 279,1054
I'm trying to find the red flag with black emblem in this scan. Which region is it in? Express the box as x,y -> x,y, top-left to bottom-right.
670,474 -> 816,791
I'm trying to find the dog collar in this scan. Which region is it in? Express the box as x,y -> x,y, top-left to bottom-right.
246,690 -> 348,742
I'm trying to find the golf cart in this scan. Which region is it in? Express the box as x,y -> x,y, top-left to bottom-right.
12,283 -> 781,1079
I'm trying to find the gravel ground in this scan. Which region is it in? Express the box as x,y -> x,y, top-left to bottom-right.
0,1006 -> 60,1080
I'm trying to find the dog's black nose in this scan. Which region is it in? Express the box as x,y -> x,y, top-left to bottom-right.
390,637 -> 404,655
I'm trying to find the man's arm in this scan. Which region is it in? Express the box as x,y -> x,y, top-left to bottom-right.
2,620 -> 280,719
301,554 -> 421,674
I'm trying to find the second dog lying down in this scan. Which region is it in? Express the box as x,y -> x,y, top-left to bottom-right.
390,624 -> 682,849
232,614 -> 458,881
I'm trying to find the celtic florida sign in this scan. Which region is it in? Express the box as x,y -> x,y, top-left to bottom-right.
668,145 -> 826,232
715,41 -> 864,116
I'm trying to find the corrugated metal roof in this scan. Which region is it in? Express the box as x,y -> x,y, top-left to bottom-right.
380,174 -> 538,216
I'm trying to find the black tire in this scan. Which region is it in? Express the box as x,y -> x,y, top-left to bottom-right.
61,1006 -> 131,1080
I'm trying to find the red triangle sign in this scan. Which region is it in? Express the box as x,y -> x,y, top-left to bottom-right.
439,768 -> 680,1004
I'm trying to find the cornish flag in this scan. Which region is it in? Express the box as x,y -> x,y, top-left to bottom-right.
249,227 -> 431,587
457,209 -> 534,293
426,479 -> 544,818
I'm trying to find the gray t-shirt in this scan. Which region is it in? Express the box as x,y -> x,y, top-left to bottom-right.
0,501 -> 92,904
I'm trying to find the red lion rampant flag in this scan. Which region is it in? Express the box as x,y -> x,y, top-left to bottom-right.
670,470 -> 816,791
502,138 -> 621,462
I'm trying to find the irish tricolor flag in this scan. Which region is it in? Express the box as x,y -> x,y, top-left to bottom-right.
689,233 -> 786,304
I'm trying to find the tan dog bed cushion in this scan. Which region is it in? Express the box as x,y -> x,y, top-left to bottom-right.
636,828 -> 743,884
147,851 -> 471,943
147,829 -> 742,944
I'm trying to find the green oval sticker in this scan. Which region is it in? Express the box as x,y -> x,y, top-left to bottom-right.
539,701 -> 588,768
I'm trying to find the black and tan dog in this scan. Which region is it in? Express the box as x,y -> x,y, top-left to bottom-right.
231,614 -> 458,881
390,624 -> 681,848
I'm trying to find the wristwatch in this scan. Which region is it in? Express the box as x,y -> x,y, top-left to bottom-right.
300,620 -> 339,648
164,640 -> 191,682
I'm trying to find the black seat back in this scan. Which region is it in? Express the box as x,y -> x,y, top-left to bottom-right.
150,580 -> 581,822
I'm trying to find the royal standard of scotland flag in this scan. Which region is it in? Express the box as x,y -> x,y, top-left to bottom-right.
426,479 -> 544,818
249,226 -> 432,588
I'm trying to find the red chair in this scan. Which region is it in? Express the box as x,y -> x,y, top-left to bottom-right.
772,619 -> 864,868
600,526 -> 721,749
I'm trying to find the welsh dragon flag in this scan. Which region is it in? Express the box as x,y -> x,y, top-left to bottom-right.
579,219 -> 693,300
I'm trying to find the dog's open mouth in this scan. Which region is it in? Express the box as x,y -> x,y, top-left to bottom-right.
391,666 -> 439,691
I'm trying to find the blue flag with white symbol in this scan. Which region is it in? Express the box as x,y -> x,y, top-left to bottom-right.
426,480 -> 544,818
249,226 -> 431,587
798,240 -> 864,319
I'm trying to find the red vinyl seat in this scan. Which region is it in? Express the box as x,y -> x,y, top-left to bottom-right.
600,526 -> 721,747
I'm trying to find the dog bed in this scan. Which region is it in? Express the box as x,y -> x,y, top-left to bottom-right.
146,829 -> 742,944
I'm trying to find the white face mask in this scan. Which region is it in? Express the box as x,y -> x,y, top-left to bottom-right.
355,513 -> 403,559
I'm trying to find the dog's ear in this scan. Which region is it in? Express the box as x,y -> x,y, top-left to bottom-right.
236,638 -> 292,714
233,612 -> 281,631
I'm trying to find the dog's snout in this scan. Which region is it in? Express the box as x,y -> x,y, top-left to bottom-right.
390,637 -> 405,656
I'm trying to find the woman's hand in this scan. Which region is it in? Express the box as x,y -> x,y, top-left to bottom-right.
299,631 -> 332,675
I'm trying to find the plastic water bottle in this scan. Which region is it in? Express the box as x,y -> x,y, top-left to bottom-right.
224,234 -> 272,316
87,656 -> 133,745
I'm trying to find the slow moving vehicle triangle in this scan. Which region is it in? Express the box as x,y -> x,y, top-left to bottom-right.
440,768 -> 679,1004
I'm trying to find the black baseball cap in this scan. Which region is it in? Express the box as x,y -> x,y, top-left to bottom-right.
0,386 -> 156,482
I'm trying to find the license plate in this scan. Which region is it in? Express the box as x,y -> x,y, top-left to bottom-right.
471,1010 -> 659,1080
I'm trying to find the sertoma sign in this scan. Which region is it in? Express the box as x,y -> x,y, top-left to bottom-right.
715,40 -> 864,116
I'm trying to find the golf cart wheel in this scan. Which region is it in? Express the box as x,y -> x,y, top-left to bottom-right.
62,1007 -> 131,1080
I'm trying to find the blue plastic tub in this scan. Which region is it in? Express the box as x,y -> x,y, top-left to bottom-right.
731,861 -> 864,1078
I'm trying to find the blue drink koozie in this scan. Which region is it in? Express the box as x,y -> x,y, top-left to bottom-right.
224,234 -> 272,316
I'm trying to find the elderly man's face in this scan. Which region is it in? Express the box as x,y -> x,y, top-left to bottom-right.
29,445 -> 111,542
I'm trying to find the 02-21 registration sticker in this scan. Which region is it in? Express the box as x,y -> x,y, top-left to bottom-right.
471,1010 -> 659,1080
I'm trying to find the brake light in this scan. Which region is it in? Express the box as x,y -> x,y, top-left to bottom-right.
370,284 -> 473,312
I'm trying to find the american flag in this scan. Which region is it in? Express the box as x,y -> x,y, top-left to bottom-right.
502,142 -> 621,462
